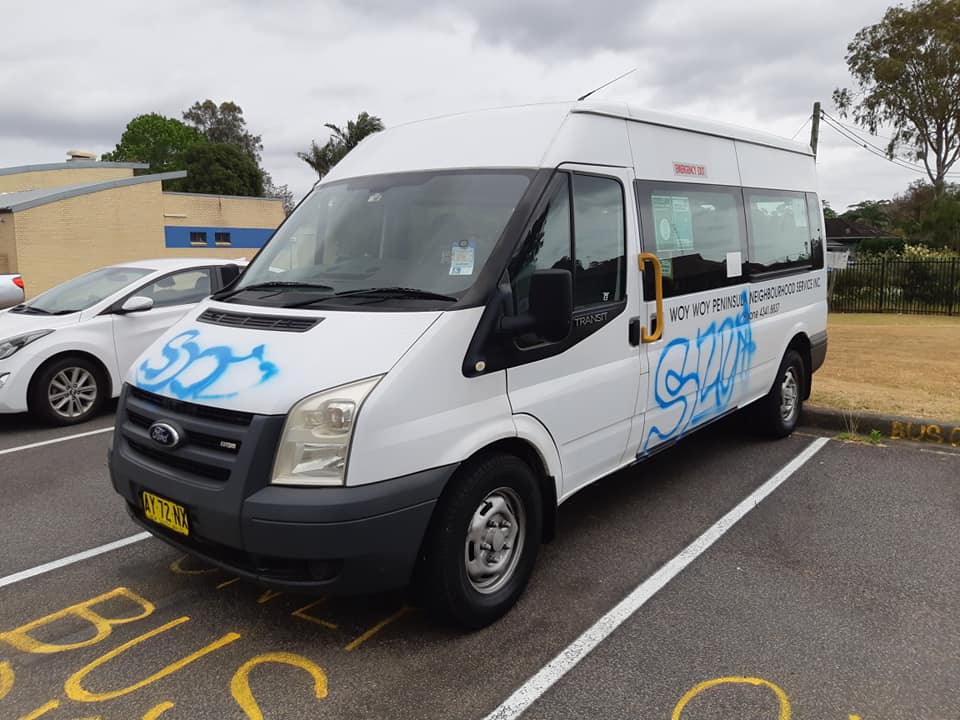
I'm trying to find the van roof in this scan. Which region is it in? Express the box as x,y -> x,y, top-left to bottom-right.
324,101 -> 813,184
572,100 -> 812,155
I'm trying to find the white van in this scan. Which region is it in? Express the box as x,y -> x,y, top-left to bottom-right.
109,102 -> 827,628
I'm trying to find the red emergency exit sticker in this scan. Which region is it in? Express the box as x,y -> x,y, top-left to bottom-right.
673,162 -> 707,177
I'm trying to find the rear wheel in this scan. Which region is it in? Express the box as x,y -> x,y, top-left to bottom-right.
30,356 -> 106,426
417,453 -> 543,629
754,349 -> 804,438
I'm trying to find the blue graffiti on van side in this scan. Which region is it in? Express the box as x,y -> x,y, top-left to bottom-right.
136,329 -> 278,401
643,290 -> 756,452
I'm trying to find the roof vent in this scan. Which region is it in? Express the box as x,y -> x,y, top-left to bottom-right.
66,149 -> 97,161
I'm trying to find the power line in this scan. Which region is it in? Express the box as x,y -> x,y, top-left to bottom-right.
822,113 -> 898,143
791,115 -> 812,140
821,110 -> 901,158
819,113 -> 960,178
821,110 -> 960,178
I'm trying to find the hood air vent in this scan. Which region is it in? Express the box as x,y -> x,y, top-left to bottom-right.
198,309 -> 321,333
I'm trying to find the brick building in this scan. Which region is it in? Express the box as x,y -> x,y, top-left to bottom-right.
0,155 -> 284,296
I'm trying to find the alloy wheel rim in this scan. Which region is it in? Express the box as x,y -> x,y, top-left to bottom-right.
49,367 -> 97,418
464,487 -> 526,594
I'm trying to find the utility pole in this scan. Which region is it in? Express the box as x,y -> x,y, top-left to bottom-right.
810,101 -> 821,158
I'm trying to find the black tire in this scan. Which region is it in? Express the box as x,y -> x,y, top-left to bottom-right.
417,453 -> 543,630
29,356 -> 107,426
753,349 -> 805,439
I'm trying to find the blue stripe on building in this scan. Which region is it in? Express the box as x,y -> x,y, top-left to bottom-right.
164,226 -> 274,249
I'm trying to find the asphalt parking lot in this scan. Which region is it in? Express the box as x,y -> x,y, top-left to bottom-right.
0,411 -> 957,720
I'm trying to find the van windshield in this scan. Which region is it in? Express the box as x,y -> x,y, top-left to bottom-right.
227,170 -> 533,307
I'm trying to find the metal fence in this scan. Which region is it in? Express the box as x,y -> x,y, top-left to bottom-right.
828,258 -> 960,315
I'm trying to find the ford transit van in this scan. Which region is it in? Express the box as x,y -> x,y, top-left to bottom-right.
109,102 -> 827,628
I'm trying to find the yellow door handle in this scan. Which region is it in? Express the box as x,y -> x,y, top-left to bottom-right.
638,253 -> 664,343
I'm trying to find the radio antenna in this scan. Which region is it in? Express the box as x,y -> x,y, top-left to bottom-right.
577,68 -> 638,102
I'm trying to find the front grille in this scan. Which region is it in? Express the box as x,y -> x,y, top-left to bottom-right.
197,308 -> 320,333
128,387 -> 253,427
127,409 -> 242,455
128,440 -> 231,482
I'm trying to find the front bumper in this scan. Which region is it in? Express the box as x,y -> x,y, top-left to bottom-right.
0,361 -> 30,414
110,385 -> 455,594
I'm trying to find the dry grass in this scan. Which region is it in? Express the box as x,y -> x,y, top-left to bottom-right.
810,313 -> 960,422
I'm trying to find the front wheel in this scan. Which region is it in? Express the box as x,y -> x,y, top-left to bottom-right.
417,453 -> 543,629
30,357 -> 106,426
754,349 -> 804,438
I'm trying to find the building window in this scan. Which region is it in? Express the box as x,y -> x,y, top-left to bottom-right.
215,231 -> 232,247
190,231 -> 208,247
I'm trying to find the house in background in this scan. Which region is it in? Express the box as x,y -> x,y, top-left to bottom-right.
824,217 -> 903,269
0,152 -> 284,296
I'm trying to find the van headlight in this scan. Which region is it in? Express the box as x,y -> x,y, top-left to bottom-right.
272,376 -> 382,486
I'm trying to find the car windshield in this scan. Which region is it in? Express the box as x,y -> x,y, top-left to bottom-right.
27,266 -> 155,314
230,170 -> 533,304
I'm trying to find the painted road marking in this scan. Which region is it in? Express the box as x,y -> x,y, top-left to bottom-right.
0,426 -> 113,457
672,677 -> 790,720
484,436 -> 831,720
0,533 -> 151,590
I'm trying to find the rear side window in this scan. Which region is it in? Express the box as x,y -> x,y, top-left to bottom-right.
137,269 -> 213,308
745,190 -> 815,274
637,182 -> 747,299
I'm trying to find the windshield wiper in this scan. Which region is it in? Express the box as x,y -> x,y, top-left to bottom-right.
11,305 -> 51,315
288,287 -> 458,307
214,281 -> 335,301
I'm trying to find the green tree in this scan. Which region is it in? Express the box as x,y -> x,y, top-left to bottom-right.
887,180 -> 960,248
833,0 -> 960,197
263,173 -> 296,215
180,144 -> 264,197
183,100 -> 263,163
101,113 -> 205,176
841,200 -> 891,229
822,201 -> 838,219
298,111 -> 385,179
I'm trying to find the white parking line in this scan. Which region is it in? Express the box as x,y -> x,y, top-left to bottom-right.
0,532 -> 152,589
484,436 -> 831,720
0,426 -> 113,457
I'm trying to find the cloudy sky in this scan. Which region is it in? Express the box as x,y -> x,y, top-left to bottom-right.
1,0 -> 921,211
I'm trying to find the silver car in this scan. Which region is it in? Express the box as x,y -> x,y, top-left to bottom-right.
0,274 -> 24,310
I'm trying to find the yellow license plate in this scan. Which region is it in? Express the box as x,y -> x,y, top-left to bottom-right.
142,491 -> 189,536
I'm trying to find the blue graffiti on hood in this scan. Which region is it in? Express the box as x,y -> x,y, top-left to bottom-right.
136,329 -> 278,400
643,290 -> 756,452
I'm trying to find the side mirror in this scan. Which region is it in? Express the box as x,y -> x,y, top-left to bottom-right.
119,296 -> 154,314
500,269 -> 572,342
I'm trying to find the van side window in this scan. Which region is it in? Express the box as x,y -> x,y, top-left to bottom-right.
572,174 -> 625,307
805,192 -> 826,270
510,173 -> 572,316
636,182 -> 747,299
744,190 -> 815,274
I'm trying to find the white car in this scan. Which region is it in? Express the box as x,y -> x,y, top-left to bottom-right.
0,273 -> 25,310
0,258 -> 245,425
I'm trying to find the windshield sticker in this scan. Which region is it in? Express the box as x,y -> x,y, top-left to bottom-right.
449,240 -> 476,276
652,195 -> 693,253
726,251 -> 743,278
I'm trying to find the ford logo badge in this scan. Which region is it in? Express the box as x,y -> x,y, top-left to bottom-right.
149,421 -> 182,449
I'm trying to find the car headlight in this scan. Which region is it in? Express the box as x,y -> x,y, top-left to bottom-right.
0,330 -> 54,360
272,376 -> 382,486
